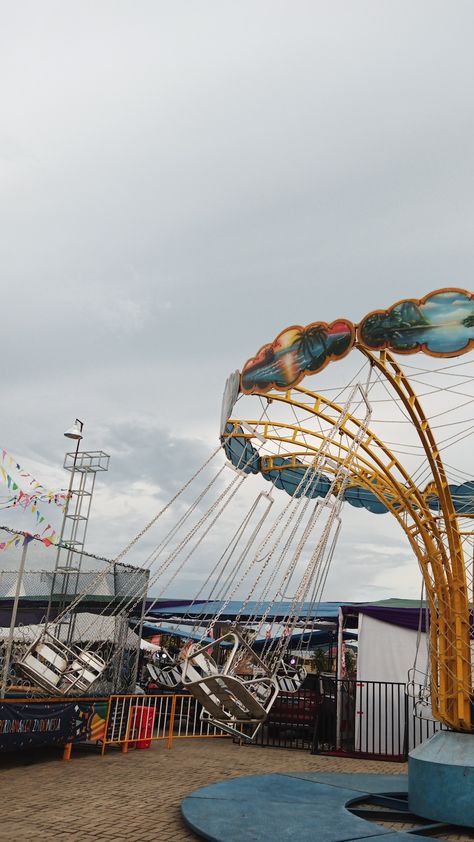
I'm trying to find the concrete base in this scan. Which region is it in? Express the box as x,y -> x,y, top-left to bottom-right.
409,730 -> 474,827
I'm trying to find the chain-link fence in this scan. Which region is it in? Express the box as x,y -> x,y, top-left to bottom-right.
0,527 -> 149,698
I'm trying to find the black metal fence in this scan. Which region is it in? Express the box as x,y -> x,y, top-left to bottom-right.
256,676 -> 443,759
252,688 -> 319,751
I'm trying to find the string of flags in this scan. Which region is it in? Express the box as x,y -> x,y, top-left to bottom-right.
0,448 -> 67,550
0,448 -> 68,508
0,530 -> 57,551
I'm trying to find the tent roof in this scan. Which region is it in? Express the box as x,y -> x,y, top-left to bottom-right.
0,612 -> 141,645
341,601 -> 428,632
141,620 -> 357,649
146,600 -> 350,623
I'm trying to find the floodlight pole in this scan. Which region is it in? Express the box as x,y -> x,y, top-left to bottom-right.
46,421 -> 110,645
56,420 -> 83,548
45,419 -> 84,628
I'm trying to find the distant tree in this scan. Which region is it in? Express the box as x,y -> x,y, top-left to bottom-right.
344,648 -> 357,678
310,647 -> 330,674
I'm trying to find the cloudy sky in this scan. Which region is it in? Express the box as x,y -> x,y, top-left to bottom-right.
1,1 -> 474,601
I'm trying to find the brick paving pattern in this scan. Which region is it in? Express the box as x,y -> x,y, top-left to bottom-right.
0,739 -> 471,842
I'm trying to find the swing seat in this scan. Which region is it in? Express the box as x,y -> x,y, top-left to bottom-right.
186,673 -> 270,722
17,636 -> 69,693
276,665 -> 307,693
61,650 -> 106,693
18,630 -> 106,695
181,627 -> 280,736
147,662 -> 182,689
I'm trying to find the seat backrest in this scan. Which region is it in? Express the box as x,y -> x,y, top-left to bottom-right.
71,651 -> 105,675
182,659 -> 216,686
36,643 -> 68,673
147,663 -> 159,681
22,653 -> 62,687
79,651 -> 105,670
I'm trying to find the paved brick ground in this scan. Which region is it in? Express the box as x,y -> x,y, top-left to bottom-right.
2,738 -> 473,842
0,738 -> 408,841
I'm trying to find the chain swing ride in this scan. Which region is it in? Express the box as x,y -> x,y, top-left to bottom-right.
16,288 -> 474,741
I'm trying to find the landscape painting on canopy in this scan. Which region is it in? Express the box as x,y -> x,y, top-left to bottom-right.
359,289 -> 474,356
241,288 -> 474,394
240,319 -> 355,393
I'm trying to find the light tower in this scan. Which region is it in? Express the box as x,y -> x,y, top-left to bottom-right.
46,420 -> 110,643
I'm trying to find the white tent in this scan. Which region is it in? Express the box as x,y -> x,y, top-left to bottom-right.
355,612 -> 433,755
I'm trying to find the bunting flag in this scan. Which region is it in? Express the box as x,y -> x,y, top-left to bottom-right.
0,478 -> 65,518
0,449 -> 64,550
0,474 -> 56,530
0,528 -> 59,551
0,448 -> 68,510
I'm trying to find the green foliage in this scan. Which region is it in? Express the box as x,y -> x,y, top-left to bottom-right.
344,647 -> 357,678
310,647 -> 329,674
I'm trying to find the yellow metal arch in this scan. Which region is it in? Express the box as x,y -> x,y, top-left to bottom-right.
358,349 -> 472,732
228,351 -> 472,730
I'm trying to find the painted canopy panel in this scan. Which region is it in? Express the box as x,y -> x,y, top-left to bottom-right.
240,288 -> 474,395
359,289 -> 474,356
223,427 -> 474,516
241,320 -> 355,394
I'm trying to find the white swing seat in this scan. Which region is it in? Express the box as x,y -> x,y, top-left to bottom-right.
147,662 -> 182,689
17,636 -> 70,693
186,673 -> 269,722
61,651 -> 106,693
276,666 -> 307,693
182,627 -> 280,727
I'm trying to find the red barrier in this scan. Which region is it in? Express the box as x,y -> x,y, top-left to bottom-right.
131,706 -> 156,749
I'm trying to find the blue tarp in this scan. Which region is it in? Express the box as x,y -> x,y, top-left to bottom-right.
141,620 -> 357,649
141,622 -> 214,644
145,598 -> 431,632
146,600 -> 349,622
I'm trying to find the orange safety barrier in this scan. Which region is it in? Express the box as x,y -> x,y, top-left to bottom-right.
2,693 -> 232,758
102,693 -> 231,754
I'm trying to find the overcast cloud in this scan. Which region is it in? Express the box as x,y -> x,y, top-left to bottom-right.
1,1 -> 474,600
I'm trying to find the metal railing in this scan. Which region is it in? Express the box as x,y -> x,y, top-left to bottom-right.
3,683 -> 446,761
102,693 -> 230,754
312,678 -> 444,759
250,688 -> 318,751
254,677 -> 445,760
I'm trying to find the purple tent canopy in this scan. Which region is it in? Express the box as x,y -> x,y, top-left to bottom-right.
341,604 -> 430,633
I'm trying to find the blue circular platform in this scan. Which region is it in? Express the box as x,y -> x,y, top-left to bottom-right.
181,772 -> 440,842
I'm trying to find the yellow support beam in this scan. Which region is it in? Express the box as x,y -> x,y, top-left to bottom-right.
227,348 -> 472,731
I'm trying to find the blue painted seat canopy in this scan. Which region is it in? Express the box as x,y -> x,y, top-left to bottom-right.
222,425 -> 474,516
